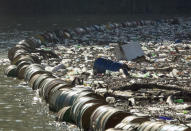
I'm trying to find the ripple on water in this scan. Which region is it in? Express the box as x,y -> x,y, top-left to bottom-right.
0,26 -> 81,130
15,120 -> 23,123
0,65 -> 67,130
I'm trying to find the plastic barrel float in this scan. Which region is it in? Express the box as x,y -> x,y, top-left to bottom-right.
16,61 -> 32,79
90,105 -> 131,131
115,115 -> 150,130
4,65 -> 17,77
56,106 -> 73,123
32,74 -> 55,90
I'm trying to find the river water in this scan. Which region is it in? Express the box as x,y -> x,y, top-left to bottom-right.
0,14 -> 181,131
0,14 -> 130,131
0,19 -> 60,131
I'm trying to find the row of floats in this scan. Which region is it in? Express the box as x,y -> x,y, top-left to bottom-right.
6,18 -> 180,46
5,18 -> 191,131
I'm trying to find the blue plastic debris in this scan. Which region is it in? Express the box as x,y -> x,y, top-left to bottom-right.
159,116 -> 173,120
93,58 -> 125,74
175,40 -> 182,44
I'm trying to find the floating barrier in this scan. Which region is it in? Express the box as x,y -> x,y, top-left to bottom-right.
4,17 -> 191,131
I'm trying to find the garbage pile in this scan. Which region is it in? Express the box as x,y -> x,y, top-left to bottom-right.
5,17 -> 191,131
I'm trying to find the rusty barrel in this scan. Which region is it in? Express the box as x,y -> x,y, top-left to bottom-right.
90,105 -> 131,131
115,122 -> 137,130
23,64 -> 44,81
120,115 -> 150,124
43,79 -> 69,102
56,106 -> 73,123
15,41 -> 31,49
17,40 -> 32,49
39,78 -> 66,100
90,105 -> 114,130
49,89 -> 71,112
116,123 -> 139,130
76,102 -> 106,130
4,65 -> 17,77
70,96 -> 106,124
28,73 -> 42,88
53,88 -> 93,112
24,67 -> 42,82
38,77 -> 55,97
47,83 -> 72,104
17,65 -> 29,79
25,37 -> 42,48
115,123 -> 127,129
16,61 -> 31,79
11,54 -> 34,65
115,115 -> 149,130
137,121 -> 164,131
32,74 -> 55,90
8,47 -> 29,61
27,69 -> 50,84
12,52 -> 30,63
57,90 -> 79,111
18,39 -> 37,50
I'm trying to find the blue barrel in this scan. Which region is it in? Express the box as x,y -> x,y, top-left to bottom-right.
93,58 -> 123,73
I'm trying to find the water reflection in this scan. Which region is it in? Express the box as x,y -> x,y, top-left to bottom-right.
0,66 -> 61,130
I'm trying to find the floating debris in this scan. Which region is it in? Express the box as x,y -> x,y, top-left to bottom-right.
5,17 -> 191,131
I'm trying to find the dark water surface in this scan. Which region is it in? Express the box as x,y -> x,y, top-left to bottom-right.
0,14 -> 183,131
